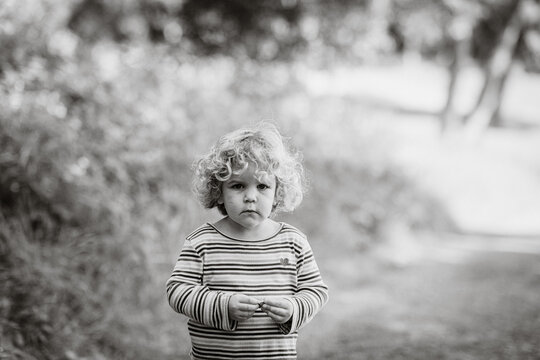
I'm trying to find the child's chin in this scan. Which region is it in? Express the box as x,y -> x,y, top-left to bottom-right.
240,217 -> 269,229
238,220 -> 262,229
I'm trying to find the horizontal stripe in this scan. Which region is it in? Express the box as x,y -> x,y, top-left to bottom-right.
166,222 -> 328,360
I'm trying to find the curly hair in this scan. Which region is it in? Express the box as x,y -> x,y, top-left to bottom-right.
192,122 -> 305,215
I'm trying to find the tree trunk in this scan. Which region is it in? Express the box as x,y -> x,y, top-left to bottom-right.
439,0 -> 483,135
440,26 -> 471,134
464,0 -> 527,139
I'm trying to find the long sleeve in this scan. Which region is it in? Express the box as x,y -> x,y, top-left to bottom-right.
166,223 -> 327,359
166,239 -> 236,331
280,239 -> 329,334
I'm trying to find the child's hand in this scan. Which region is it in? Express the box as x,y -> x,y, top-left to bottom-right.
261,297 -> 293,324
228,294 -> 261,321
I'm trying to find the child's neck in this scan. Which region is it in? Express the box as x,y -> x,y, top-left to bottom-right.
213,217 -> 280,241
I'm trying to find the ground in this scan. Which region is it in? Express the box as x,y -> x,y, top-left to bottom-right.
299,235 -> 540,359
294,60 -> 540,359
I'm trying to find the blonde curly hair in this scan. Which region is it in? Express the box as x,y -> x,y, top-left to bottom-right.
192,122 -> 305,215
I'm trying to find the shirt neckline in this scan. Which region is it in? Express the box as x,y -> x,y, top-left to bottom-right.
206,221 -> 284,242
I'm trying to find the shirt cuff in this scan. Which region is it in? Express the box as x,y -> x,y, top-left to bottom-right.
221,292 -> 238,331
278,297 -> 298,335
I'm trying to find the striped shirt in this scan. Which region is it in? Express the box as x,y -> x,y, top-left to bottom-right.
166,222 -> 329,360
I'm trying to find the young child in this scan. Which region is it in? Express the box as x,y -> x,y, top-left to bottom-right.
166,122 -> 328,360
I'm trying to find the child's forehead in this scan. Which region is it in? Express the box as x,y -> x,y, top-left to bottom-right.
227,166 -> 275,182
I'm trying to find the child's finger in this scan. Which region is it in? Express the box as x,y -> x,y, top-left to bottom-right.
239,303 -> 259,311
240,299 -> 262,312
238,296 -> 262,305
261,304 -> 288,316
231,308 -> 257,320
233,294 -> 262,310
262,297 -> 285,305
264,310 -> 284,323
240,310 -> 255,319
262,297 -> 289,309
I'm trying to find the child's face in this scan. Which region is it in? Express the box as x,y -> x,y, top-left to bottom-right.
218,165 -> 276,231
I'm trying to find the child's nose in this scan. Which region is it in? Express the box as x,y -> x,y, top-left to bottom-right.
244,188 -> 257,202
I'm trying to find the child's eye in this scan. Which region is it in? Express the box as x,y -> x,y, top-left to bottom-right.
257,184 -> 270,190
230,183 -> 244,190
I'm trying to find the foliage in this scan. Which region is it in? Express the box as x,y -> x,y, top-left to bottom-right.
66,0 -> 308,61
61,0 -> 540,68
398,0 -> 540,71
0,2 -> 191,358
1,1 -> 455,358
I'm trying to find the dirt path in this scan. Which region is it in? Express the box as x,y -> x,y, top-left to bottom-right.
298,234 -> 540,359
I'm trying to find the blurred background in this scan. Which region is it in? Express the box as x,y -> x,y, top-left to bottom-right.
1,0 -> 540,359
